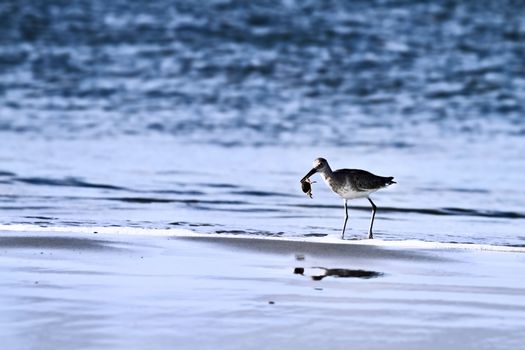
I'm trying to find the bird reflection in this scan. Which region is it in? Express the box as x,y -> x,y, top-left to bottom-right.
294,267 -> 383,280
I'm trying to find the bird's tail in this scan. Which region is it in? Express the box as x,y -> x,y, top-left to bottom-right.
386,177 -> 396,185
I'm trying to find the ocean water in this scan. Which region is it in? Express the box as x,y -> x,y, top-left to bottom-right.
1,0 -> 525,245
2,2 -> 525,349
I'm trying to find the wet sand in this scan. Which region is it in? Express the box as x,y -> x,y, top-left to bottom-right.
1,227 -> 524,350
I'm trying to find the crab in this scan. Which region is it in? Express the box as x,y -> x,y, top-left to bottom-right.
300,178 -> 316,198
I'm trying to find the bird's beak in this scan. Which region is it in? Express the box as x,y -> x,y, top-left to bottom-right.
301,168 -> 317,183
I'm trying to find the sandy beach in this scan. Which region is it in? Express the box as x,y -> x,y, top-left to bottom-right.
1,226 -> 524,350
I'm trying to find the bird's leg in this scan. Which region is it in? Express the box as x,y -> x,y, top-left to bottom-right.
341,199 -> 348,239
367,197 -> 377,239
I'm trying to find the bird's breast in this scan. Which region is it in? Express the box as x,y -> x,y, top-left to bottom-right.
322,174 -> 374,199
338,187 -> 375,199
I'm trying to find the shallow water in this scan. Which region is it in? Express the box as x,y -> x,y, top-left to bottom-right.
1,136 -> 524,246
1,1 -> 524,246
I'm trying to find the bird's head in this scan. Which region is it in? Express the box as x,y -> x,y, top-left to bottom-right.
301,157 -> 329,182
313,157 -> 328,171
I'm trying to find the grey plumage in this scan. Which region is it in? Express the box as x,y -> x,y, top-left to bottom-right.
333,169 -> 395,192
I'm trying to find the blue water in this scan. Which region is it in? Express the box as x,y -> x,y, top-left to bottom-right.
1,0 -> 524,245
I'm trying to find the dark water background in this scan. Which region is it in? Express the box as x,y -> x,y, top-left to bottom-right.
1,0 -> 524,245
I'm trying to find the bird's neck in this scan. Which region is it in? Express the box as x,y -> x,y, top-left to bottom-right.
320,166 -> 333,180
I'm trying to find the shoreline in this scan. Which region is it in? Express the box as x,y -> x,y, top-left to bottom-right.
1,226 -> 524,349
1,223 -> 524,254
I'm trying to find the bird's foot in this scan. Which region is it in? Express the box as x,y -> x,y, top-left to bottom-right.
367,232 -> 374,239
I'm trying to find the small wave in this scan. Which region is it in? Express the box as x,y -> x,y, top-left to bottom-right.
106,197 -> 175,204
198,183 -> 240,189
151,189 -> 206,196
104,197 -> 250,205
0,206 -> 55,210
0,170 -> 16,177
215,229 -> 249,235
231,190 -> 296,197
15,176 -> 127,191
193,206 -> 281,213
170,221 -> 216,227
23,216 -> 56,220
302,233 -> 328,238
292,204 -> 525,219
214,229 -> 283,237
420,187 -> 491,194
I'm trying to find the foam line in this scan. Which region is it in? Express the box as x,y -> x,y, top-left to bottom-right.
0,224 -> 524,253
0,224 -> 193,237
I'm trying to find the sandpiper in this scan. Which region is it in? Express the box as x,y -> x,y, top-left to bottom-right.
301,158 -> 395,239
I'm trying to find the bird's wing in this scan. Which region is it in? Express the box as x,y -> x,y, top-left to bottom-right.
340,169 -> 392,191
